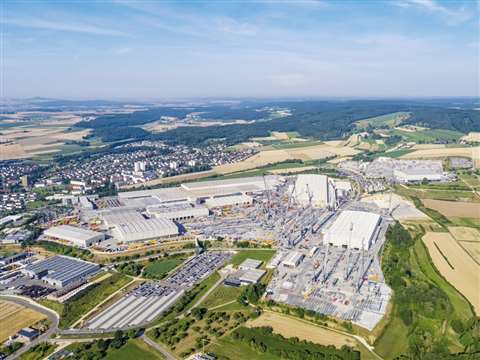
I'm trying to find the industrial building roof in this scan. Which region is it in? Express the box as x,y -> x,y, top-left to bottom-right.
113,217 -> 178,242
205,194 -> 253,208
44,225 -> 104,242
323,210 -> 380,250
117,176 -> 282,203
181,176 -> 280,191
282,252 -> 304,267
293,174 -> 335,208
24,255 -> 99,286
102,209 -> 147,227
239,268 -> 266,284
147,202 -> 209,219
239,258 -> 262,270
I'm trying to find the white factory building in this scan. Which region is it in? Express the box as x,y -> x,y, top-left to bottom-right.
146,202 -> 209,221
102,210 -> 178,242
322,210 -> 381,251
282,252 -> 304,268
393,168 -> 444,183
205,194 -> 253,208
292,174 -> 337,208
43,225 -> 105,248
117,175 -> 282,204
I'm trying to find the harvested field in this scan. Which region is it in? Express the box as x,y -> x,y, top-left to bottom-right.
323,140 -> 345,147
215,142 -> 361,174
327,156 -> 353,164
268,166 -> 317,174
271,131 -> 289,140
0,122 -> 90,160
422,232 -> 480,314
462,132 -> 480,143
460,242 -> 480,264
422,199 -> 480,219
246,311 -> 356,349
0,142 -> 27,160
411,144 -> 446,150
0,300 -> 46,342
449,227 -> 480,242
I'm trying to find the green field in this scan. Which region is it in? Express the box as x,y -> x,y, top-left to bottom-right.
202,285 -> 242,309
209,326 -> 360,360
19,343 -> 56,360
104,339 -> 164,360
395,185 -> 480,203
143,258 -> 184,279
210,300 -> 246,312
355,111 -> 410,129
269,140 -> 323,150
390,128 -> 464,143
230,249 -> 276,266
448,217 -> 480,229
375,222 -> 475,359
458,172 -> 480,190
185,271 -> 221,311
209,335 -> 280,360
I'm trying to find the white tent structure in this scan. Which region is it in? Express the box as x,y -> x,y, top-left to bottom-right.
293,174 -> 337,208
322,210 -> 381,251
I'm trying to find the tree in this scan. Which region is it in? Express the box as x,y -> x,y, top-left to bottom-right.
191,307 -> 207,320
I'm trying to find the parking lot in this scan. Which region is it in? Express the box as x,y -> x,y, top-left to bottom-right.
85,251 -> 231,330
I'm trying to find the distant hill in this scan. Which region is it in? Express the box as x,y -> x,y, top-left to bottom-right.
73,99 -> 480,145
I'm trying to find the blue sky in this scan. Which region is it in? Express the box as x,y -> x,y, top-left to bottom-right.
1,0 -> 478,99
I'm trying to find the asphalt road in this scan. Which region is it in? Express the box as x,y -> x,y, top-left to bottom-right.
0,295 -> 59,360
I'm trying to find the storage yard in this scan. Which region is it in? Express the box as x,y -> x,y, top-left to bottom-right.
339,158 -> 450,183
86,251 -> 231,329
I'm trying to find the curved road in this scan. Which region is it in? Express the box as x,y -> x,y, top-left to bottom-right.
0,295 -> 59,360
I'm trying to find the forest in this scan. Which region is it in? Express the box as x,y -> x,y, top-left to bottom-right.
75,100 -> 480,145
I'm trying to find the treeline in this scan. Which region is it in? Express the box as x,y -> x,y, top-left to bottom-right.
229,326 -> 360,360
75,105 -> 271,132
35,240 -> 93,260
68,329 -> 143,360
404,107 -> 480,134
76,100 -> 480,146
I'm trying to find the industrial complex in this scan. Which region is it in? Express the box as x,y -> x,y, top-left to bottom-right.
339,158 -> 450,183
3,172 -> 406,336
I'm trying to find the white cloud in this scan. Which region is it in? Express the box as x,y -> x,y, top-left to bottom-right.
2,16 -> 130,37
396,0 -> 474,23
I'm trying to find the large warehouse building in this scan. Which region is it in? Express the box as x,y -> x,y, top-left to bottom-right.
22,255 -> 100,288
146,202 -> 209,221
117,175 -> 282,204
44,225 -> 105,248
393,168 -> 443,183
293,174 -> 337,208
205,194 -> 253,208
322,210 -> 381,251
103,209 -> 178,242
